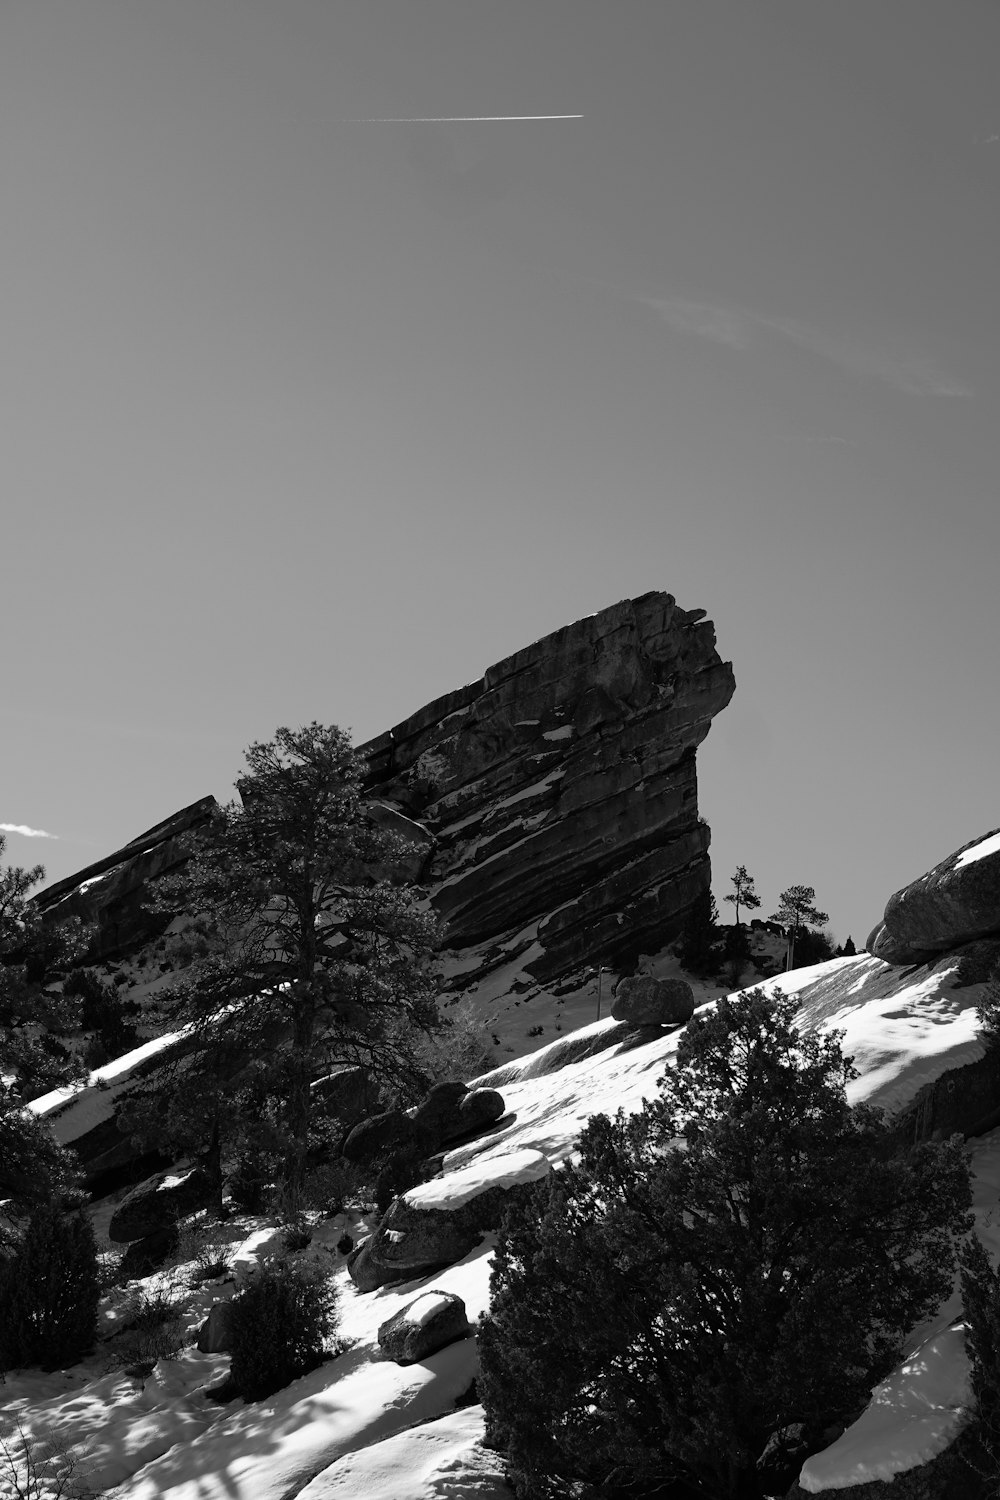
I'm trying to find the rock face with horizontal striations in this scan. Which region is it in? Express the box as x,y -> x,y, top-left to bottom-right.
868,827 -> 1000,965
360,592 -> 734,987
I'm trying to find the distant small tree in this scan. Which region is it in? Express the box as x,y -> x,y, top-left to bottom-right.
771,885 -> 829,971
723,865 -> 761,927
836,935 -> 857,957
676,888 -> 722,979
789,928 -> 836,972
975,962 -> 1000,1050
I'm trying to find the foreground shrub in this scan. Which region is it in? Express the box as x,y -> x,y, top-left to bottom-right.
0,1203 -> 100,1372
0,1420 -> 95,1500
960,1235 -> 1000,1476
229,1257 -> 338,1400
108,1290 -> 187,1369
479,989 -> 973,1500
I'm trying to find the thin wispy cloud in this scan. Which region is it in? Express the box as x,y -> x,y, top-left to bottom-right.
347,114 -> 583,124
0,822 -> 59,839
642,295 -> 971,397
646,298 -> 753,350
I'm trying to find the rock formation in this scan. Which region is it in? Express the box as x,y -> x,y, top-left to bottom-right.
361,591 -> 734,987
32,796 -> 219,958
867,827 -> 1000,965
33,591 -> 734,998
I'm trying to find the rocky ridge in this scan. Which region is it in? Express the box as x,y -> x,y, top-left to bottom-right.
34,592 -> 734,1000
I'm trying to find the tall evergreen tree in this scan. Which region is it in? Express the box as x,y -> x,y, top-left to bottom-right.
770,885 -> 829,971
140,724 -> 442,1209
723,864 -> 761,926
676,887 -> 721,978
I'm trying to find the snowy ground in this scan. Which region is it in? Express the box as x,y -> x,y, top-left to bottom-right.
6,949 -> 997,1496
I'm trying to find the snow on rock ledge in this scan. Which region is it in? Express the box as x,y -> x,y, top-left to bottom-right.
797,1324 -> 973,1491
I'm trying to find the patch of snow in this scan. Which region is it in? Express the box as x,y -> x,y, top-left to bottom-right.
542,726 -> 575,741
494,769 -> 564,811
955,830 -> 1000,869
798,1324 -> 972,1490
403,1149 -> 551,1211
295,1406 -> 509,1498
401,1292 -> 454,1329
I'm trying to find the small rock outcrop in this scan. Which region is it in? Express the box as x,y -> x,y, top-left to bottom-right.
349,1148 -> 550,1291
343,1082 -> 506,1169
196,1300 -> 236,1354
32,797 -> 220,958
109,1166 -> 214,1244
868,828 -> 1000,965
611,976 -> 695,1027
377,1291 -> 471,1365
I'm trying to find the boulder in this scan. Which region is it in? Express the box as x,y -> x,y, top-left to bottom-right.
341,1109 -> 415,1166
411,1081 -> 470,1138
410,1081 -> 506,1148
611,976 -> 695,1027
349,1149 -> 550,1292
196,1300 -> 235,1354
874,828 -> 1000,963
450,1087 -> 505,1138
377,1291 -> 471,1365
310,1066 -> 372,1126
109,1166 -> 214,1244
119,1224 -> 179,1279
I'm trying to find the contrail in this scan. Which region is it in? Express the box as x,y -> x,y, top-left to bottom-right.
0,822 -> 59,839
347,113 -> 583,123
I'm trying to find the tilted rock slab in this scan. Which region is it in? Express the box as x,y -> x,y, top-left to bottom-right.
360,591 -> 734,985
109,1165 -> 214,1244
868,827 -> 1000,964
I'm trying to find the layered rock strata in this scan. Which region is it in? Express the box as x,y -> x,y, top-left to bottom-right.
360,591 -> 734,985
32,592 -> 733,1006
33,796 -> 219,958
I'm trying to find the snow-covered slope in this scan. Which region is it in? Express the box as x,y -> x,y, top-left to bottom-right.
5,950 -> 996,1497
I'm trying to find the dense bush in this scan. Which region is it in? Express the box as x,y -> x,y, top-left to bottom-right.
479,989 -> 973,1500
0,1203 -> 100,1372
228,1257 -> 339,1400
960,1235 -> 1000,1473
63,969 -> 140,1058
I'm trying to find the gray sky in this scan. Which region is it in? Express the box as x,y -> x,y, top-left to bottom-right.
3,0 -> 999,946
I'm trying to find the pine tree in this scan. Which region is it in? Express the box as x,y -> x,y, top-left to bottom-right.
959,1236 -> 1000,1468
676,887 -> 722,978
479,989 -> 972,1500
0,1201 -> 99,1371
723,864 -> 761,926
771,885 -> 829,971
140,724 -> 442,1211
0,834 -> 92,1100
